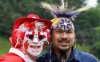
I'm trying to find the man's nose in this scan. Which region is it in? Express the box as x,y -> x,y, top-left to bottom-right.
61,32 -> 68,39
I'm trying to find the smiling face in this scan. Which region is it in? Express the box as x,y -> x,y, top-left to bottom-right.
23,30 -> 47,57
21,21 -> 50,57
13,20 -> 50,57
51,18 -> 75,52
51,28 -> 75,52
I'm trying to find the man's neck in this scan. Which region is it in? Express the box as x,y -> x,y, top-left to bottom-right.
53,48 -> 72,60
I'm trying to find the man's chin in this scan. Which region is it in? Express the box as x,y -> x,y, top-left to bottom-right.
59,46 -> 70,51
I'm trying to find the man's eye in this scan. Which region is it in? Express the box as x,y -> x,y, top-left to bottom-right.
39,35 -> 44,40
29,35 -> 34,39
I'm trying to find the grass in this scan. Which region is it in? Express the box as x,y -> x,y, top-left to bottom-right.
0,35 -> 11,57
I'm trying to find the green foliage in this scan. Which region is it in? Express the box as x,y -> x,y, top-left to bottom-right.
0,0 -> 54,36
77,43 -> 100,60
75,6 -> 100,45
98,0 -> 100,4
76,44 -> 90,53
0,36 -> 11,57
90,41 -> 100,60
0,0 -> 99,36
95,26 -> 100,41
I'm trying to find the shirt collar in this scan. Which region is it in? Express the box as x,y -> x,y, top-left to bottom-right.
9,47 -> 27,62
50,48 -> 80,62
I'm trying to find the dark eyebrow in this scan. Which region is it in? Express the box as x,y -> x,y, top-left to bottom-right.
66,30 -> 73,32
56,29 -> 63,31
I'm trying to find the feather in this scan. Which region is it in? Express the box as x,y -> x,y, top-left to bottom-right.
41,2 -> 59,12
60,0 -> 65,9
75,7 -> 89,12
41,0 -> 89,20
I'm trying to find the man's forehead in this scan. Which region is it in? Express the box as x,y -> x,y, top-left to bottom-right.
53,28 -> 74,32
51,18 -> 75,31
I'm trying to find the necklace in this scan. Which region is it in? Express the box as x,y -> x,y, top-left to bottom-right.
61,59 -> 67,62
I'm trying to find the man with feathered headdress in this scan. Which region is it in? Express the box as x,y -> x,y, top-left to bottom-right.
0,14 -> 52,62
36,0 -> 100,62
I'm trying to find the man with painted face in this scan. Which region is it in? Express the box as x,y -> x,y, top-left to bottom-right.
0,14 -> 52,62
36,0 -> 100,62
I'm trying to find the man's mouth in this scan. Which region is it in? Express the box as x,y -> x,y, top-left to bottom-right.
58,40 -> 70,43
60,42 -> 69,46
58,40 -> 70,47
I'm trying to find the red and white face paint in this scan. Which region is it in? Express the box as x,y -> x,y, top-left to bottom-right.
15,21 -> 50,56
23,31 -> 45,56
23,30 -> 48,56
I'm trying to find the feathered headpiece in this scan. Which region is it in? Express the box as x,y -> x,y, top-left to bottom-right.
41,0 -> 89,31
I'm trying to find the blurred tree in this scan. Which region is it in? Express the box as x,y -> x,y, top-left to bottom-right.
98,0 -> 100,4
90,41 -> 100,59
75,5 -> 100,45
0,0 -> 100,45
0,0 -> 41,36
0,0 -> 85,36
